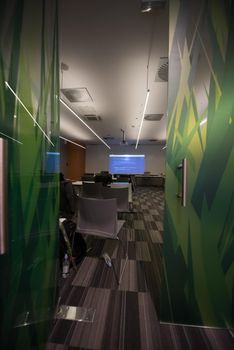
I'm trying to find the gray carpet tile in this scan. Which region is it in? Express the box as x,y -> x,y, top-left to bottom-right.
46,187 -> 234,350
160,324 -> 234,350
133,220 -> 145,230
138,292 -> 162,349
155,221 -> 163,231
135,241 -> 151,261
68,288 -> 111,349
48,288 -> 159,350
149,229 -> 163,243
72,257 -> 149,292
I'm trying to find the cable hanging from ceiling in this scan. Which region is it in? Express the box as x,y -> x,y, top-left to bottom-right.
135,14 -> 157,149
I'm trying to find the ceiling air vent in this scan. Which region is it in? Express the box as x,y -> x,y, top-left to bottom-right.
155,57 -> 168,82
144,114 -> 163,121
61,87 -> 93,103
83,115 -> 102,121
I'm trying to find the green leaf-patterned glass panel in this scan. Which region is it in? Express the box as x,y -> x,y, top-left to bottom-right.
161,0 -> 234,327
0,0 -> 59,348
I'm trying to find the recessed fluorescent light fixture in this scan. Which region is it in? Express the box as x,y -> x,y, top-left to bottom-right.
200,117 -> 207,127
135,89 -> 150,149
60,99 -> 111,149
141,5 -> 152,12
60,136 -> 86,149
5,81 -> 54,146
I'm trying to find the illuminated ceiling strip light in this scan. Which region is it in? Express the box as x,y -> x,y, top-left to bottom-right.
141,6 -> 152,13
60,136 -> 86,149
5,81 -> 54,146
60,98 -> 111,149
200,117 -> 207,127
135,89 -> 150,149
0,131 -> 23,145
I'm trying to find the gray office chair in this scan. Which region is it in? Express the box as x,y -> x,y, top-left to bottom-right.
82,182 -> 103,198
101,187 -> 129,212
76,196 -> 127,284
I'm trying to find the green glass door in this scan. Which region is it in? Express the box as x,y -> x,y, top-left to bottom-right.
0,0 -> 59,348
161,0 -> 234,328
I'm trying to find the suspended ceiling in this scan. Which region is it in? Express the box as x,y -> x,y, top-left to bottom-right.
59,0 -> 168,147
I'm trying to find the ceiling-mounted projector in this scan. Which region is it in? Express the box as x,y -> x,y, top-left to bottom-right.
120,129 -> 128,146
141,0 -> 166,12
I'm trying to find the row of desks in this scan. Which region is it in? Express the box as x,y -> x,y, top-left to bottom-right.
134,175 -> 165,187
72,181 -> 132,203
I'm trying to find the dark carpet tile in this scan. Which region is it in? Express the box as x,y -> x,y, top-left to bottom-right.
86,238 -> 105,257
203,328 -> 234,350
68,288 -> 111,348
69,347 -> 96,350
135,241 -> 151,261
160,324 -> 234,350
141,260 -> 162,316
144,220 -> 158,230
135,229 -> 149,241
45,343 -> 70,350
50,287 -> 160,350
48,320 -> 76,345
148,229 -> 163,243
127,241 -> 136,260
58,270 -> 79,305
72,257 -> 149,292
61,286 -> 87,306
138,292 -> 162,349
102,291 -> 142,350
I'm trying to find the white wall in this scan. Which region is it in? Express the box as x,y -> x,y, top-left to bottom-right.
85,144 -> 166,174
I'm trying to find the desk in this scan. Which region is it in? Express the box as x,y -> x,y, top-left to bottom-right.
72,181 -> 95,195
72,181 -> 95,186
72,181 -> 83,186
135,175 -> 165,187
72,181 -> 82,195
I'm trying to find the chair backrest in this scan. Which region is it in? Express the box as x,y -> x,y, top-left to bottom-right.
76,197 -> 119,238
101,187 -> 129,212
94,173 -> 112,186
60,180 -> 77,218
82,182 -> 103,198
